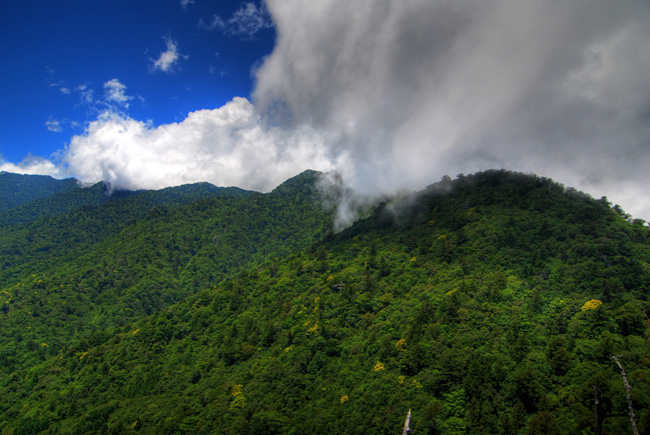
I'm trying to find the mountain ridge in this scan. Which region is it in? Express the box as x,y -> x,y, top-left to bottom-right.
0,172 -> 80,214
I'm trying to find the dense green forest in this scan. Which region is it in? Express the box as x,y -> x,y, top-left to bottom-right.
0,181 -> 253,278
0,172 -> 80,214
1,170 -> 650,434
0,171 -> 331,374
0,180 -> 252,228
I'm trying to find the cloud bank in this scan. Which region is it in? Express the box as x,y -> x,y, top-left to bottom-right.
255,0 -> 650,218
11,0 -> 650,222
62,98 -> 336,192
0,155 -> 64,178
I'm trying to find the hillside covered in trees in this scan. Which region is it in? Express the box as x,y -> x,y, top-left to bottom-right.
0,171 -> 330,375
0,172 -> 80,215
1,170 -> 650,435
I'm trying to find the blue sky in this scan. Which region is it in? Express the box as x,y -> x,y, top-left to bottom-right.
0,0 -> 274,163
1,0 -> 649,222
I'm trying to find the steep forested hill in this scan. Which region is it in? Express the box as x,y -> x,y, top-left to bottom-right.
1,170 -> 650,435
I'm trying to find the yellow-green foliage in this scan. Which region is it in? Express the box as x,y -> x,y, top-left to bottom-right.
581,299 -> 603,311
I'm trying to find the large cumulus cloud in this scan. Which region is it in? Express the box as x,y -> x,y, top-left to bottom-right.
11,0 -> 650,221
255,0 -> 650,217
63,98 -> 336,192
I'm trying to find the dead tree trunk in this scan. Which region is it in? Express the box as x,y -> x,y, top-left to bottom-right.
612,355 -> 639,435
402,408 -> 412,435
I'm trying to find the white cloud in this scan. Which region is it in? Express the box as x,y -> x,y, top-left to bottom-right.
152,37 -> 186,73
0,155 -> 64,178
45,69 -> 79,99
201,2 -> 273,39
49,76 -> 131,114
45,120 -> 63,132
75,84 -> 94,105
10,0 -> 650,228
44,118 -> 80,133
254,0 -> 650,221
180,0 -> 194,9
103,78 -> 133,108
62,97 -> 336,192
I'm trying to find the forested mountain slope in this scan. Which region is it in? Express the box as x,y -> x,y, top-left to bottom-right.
0,170 -> 332,375
0,181 -> 253,277
0,181 -> 253,228
0,172 -> 80,214
2,170 -> 649,435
